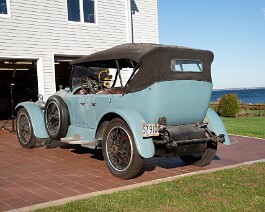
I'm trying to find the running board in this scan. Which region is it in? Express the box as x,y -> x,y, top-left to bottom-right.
60,134 -> 96,148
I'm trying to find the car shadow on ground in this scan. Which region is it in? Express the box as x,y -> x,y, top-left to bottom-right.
135,157 -> 186,178
62,144 -> 104,161
71,147 -> 104,161
45,139 -> 208,178
43,139 -> 105,160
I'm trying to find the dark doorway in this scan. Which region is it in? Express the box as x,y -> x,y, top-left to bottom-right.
0,59 -> 38,119
54,56 -> 81,91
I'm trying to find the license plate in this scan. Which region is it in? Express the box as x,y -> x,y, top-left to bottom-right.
142,124 -> 160,137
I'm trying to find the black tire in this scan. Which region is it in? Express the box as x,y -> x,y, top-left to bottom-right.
102,118 -> 143,179
180,142 -> 217,166
44,95 -> 69,140
95,121 -> 109,148
16,108 -> 37,149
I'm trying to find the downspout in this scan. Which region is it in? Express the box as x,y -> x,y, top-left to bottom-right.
127,0 -> 133,43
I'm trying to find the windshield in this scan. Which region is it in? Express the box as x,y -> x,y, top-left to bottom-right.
171,59 -> 202,72
71,59 -> 138,92
71,66 -> 110,90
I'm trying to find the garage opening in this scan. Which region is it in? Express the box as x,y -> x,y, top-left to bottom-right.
0,59 -> 38,119
54,56 -> 81,91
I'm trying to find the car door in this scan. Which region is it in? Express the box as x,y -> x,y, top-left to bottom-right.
68,95 -> 97,128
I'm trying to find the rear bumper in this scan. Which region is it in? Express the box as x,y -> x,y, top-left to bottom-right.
153,123 -> 225,157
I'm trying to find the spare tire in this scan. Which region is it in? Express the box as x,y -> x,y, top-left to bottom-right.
44,95 -> 69,140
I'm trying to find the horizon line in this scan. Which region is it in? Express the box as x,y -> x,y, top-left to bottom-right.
213,87 -> 265,91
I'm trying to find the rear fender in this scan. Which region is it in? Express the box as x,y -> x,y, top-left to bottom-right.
204,108 -> 230,145
98,108 -> 155,158
16,102 -> 49,139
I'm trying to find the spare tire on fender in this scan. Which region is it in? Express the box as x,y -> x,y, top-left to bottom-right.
44,95 -> 69,140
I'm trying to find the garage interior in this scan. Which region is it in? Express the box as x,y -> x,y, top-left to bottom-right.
0,56 -> 81,119
0,59 -> 38,119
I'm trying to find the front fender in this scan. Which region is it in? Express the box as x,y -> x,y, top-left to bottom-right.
16,102 -> 49,139
99,108 -> 155,158
204,108 -> 230,145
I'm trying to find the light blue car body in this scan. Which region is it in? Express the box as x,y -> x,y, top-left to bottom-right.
16,80 -> 230,158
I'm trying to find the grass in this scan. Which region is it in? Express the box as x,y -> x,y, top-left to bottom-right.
248,110 -> 265,116
238,109 -> 265,117
221,117 -> 265,139
37,163 -> 265,211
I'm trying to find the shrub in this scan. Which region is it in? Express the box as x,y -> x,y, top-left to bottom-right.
209,103 -> 218,112
218,94 -> 240,117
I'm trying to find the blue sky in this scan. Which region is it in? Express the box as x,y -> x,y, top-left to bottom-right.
157,0 -> 265,89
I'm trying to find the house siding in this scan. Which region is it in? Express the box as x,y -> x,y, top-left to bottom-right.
131,0 -> 158,43
0,0 -> 158,99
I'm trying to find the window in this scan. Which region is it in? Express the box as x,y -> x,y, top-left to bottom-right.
67,0 -> 80,22
0,0 -> 10,17
171,59 -> 202,72
67,0 -> 96,23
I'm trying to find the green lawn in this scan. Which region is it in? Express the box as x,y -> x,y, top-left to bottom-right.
247,110 -> 264,116
37,163 -> 265,211
221,117 -> 265,139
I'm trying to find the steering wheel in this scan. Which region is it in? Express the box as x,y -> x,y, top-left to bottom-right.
80,77 -> 103,94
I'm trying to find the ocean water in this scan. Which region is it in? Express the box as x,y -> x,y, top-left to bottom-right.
211,88 -> 265,104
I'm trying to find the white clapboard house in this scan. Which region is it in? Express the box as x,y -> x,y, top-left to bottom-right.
0,0 -> 158,118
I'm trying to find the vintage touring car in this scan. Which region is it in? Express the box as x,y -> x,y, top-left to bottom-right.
16,43 -> 230,179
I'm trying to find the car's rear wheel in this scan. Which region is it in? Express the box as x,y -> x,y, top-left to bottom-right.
44,95 -> 69,140
16,108 -> 37,148
180,141 -> 217,166
102,118 -> 143,179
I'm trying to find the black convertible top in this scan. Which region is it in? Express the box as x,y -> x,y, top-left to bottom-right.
71,43 -> 214,93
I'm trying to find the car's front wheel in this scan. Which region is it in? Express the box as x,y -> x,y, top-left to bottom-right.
102,118 -> 143,179
16,108 -> 37,148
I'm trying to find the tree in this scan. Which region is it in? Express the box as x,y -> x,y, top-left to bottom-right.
218,94 -> 240,117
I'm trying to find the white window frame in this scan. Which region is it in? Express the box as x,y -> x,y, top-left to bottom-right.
67,0 -> 97,24
0,0 -> 11,18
